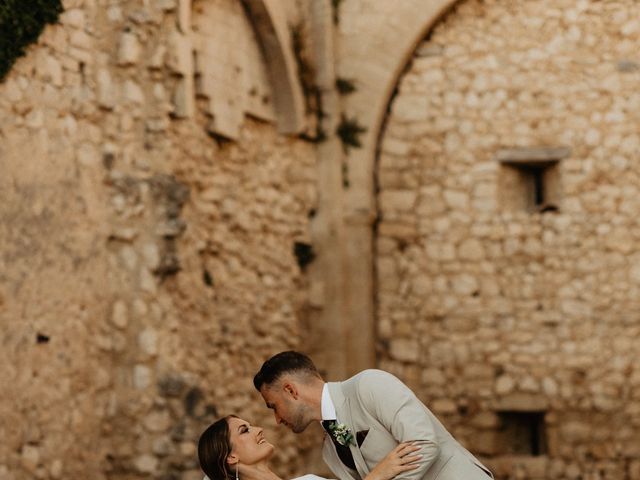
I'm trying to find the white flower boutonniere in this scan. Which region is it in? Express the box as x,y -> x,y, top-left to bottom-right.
328,422 -> 354,446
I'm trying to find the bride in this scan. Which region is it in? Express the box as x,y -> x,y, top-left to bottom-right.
198,415 -> 421,480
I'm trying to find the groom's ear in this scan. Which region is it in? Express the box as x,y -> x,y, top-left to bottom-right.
283,381 -> 298,399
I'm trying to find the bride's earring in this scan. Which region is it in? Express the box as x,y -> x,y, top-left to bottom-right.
235,464 -> 239,480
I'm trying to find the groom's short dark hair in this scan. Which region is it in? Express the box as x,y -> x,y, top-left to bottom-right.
253,351 -> 321,390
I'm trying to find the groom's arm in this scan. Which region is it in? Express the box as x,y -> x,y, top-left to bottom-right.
356,370 -> 440,480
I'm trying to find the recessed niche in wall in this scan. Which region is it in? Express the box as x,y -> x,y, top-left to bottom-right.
496,410 -> 548,456
497,147 -> 570,213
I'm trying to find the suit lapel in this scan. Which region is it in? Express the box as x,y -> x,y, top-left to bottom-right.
327,382 -> 370,477
323,435 -> 358,480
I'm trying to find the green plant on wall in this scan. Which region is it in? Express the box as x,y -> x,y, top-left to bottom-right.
336,114 -> 366,153
336,77 -> 356,95
332,0 -> 344,25
0,0 -> 63,81
290,22 -> 326,143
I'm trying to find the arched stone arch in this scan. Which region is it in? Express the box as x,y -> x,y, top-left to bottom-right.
335,0 -> 460,374
241,0 -> 306,134
181,0 -> 305,138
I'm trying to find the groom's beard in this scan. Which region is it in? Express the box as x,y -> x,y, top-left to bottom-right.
288,405 -> 312,433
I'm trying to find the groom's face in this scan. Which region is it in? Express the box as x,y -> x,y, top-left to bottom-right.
260,382 -> 312,434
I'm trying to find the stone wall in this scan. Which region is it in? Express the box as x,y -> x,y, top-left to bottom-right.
375,0 -> 640,479
0,1 -> 318,479
4,0 -> 640,479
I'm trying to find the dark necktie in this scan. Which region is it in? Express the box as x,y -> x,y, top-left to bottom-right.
322,420 -> 357,471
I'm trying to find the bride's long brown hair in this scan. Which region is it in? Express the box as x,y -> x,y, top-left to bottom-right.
198,415 -> 238,480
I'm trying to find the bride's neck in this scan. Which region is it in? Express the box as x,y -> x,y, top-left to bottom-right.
251,461 -> 273,473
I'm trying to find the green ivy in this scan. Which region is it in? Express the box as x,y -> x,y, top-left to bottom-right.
336,77 -> 356,95
331,0 -> 344,25
0,0 -> 63,81
336,114 -> 366,153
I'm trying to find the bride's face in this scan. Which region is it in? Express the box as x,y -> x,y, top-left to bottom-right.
227,417 -> 275,466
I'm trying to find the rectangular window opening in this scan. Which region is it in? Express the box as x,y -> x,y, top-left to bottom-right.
496,410 -> 548,456
496,146 -> 569,214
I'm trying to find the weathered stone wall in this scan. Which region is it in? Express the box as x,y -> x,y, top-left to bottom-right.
5,0 -> 640,479
0,1 -> 317,479
376,0 -> 640,479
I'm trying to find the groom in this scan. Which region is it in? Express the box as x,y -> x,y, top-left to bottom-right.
253,351 -> 492,480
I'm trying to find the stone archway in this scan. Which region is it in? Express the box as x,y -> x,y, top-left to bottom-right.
333,0 -> 460,374
181,0 -> 305,137
241,0 -> 306,134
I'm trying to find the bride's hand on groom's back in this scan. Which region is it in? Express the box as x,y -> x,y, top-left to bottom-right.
365,443 -> 422,480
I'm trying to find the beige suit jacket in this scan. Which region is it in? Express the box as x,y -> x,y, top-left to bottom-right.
321,370 -> 492,480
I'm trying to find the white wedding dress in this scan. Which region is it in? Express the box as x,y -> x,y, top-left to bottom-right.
204,475 -> 330,480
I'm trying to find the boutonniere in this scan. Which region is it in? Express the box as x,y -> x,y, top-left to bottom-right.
328,422 -> 354,446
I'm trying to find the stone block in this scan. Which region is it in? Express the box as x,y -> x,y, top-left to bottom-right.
60,9 -> 86,29
379,190 -> 417,212
443,190 -> 469,209
142,243 -> 160,270
377,221 -> 417,239
381,137 -> 411,156
140,269 -> 158,294
50,459 -> 63,479
143,410 -> 171,432
133,365 -> 152,389
133,454 -> 158,474
415,43 -> 443,57
451,274 -> 478,295
111,300 -> 128,329
560,421 -> 590,443
421,368 -> 446,386
138,328 -> 158,356
519,456 -> 548,479
466,431 -> 501,456
178,0 -> 191,33
495,146 -> 572,163
172,77 -> 195,118
69,30 -> 92,50
470,411 -> 500,429
152,436 -> 172,456
117,32 -> 142,66
495,375 -> 516,395
3,78 -> 23,103
391,94 -> 429,122
411,275 -> 431,296
157,0 -> 176,11
541,377 -> 558,396
389,339 -> 420,362
493,393 -> 548,411
21,445 -> 40,472
148,45 -> 167,70
458,238 -> 484,260
166,30 -> 193,75
123,80 -> 145,104
77,142 -> 99,167
431,398 -> 457,414
36,54 -> 63,87
25,109 -> 44,129
308,280 -> 325,307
